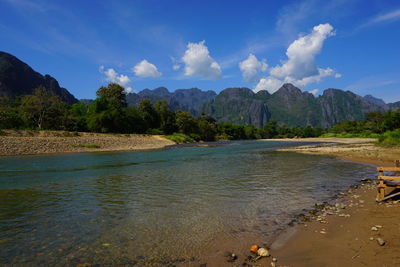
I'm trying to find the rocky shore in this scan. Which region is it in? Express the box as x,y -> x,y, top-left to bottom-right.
0,130 -> 175,156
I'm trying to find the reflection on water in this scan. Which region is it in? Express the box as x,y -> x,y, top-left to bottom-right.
0,141 -> 375,266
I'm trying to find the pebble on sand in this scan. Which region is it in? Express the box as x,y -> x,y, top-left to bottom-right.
376,238 -> 386,246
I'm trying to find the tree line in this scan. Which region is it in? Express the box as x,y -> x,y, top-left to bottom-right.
0,83 -> 378,142
325,109 -> 400,146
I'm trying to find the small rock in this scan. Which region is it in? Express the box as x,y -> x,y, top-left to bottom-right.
271,262 -> 276,267
320,230 -> 327,234
257,248 -> 270,257
272,257 -> 277,262
227,253 -> 238,262
376,238 -> 385,246
371,226 -> 378,231
369,237 -> 374,241
375,225 -> 383,229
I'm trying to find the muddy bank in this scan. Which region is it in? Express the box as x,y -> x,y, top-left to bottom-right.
0,130 -> 175,156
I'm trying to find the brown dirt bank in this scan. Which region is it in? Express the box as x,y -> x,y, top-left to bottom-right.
0,130 -> 175,156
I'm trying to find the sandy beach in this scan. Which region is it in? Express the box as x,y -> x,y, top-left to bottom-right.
0,130 -> 175,156
262,138 -> 400,267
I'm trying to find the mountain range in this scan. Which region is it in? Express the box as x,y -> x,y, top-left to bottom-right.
1,51 -> 399,128
127,83 -> 400,128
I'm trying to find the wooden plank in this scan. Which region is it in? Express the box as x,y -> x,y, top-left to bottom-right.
381,191 -> 400,201
377,167 -> 400,172
378,176 -> 400,180
377,185 -> 400,189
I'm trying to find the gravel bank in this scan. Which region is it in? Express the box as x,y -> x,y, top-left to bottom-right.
0,130 -> 175,156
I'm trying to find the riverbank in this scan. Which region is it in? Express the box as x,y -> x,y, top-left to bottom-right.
266,138 -> 400,266
0,130 -> 175,156
275,137 -> 398,166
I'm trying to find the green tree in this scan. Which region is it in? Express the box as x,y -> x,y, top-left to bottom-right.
138,99 -> 160,130
87,83 -> 128,133
19,86 -> 67,129
0,96 -> 24,129
175,110 -> 198,135
262,120 -> 278,138
155,101 -> 176,134
66,102 -> 88,131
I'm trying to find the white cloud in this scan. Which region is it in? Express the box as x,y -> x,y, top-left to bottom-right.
255,23 -> 340,93
239,54 -> 268,83
172,64 -> 180,70
370,9 -> 400,24
308,89 -> 319,96
182,40 -> 222,79
254,77 -> 283,93
132,59 -> 161,78
99,66 -> 133,92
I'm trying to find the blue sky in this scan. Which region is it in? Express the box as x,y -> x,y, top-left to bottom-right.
0,0 -> 399,102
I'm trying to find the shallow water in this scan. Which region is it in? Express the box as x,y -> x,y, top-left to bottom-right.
0,140 -> 375,266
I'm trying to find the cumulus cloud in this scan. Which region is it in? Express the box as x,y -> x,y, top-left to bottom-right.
239,54 -> 268,83
254,23 -> 340,93
132,59 -> 161,78
182,40 -> 222,79
99,66 -> 132,93
255,77 -> 283,93
172,64 -> 180,70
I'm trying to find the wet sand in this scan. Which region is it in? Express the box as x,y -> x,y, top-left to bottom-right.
0,130 -> 175,156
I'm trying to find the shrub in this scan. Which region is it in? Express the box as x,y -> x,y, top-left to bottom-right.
165,133 -> 195,144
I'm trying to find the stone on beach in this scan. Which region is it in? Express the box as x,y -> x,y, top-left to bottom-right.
376,238 -> 385,246
257,247 -> 270,257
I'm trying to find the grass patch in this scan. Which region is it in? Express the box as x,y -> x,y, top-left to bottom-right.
71,143 -> 101,149
0,130 -> 7,136
377,129 -> 400,147
165,133 -> 195,144
320,132 -> 381,138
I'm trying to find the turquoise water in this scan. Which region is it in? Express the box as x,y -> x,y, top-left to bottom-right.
0,141 -> 375,266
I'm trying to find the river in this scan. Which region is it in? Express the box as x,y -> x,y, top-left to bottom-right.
0,140 -> 376,266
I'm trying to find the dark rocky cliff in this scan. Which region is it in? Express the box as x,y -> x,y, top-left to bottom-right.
0,51 -> 78,104
203,87 -> 270,127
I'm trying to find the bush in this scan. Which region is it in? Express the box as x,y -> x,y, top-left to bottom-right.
378,129 -> 400,147
165,133 -> 195,144
146,128 -> 164,135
